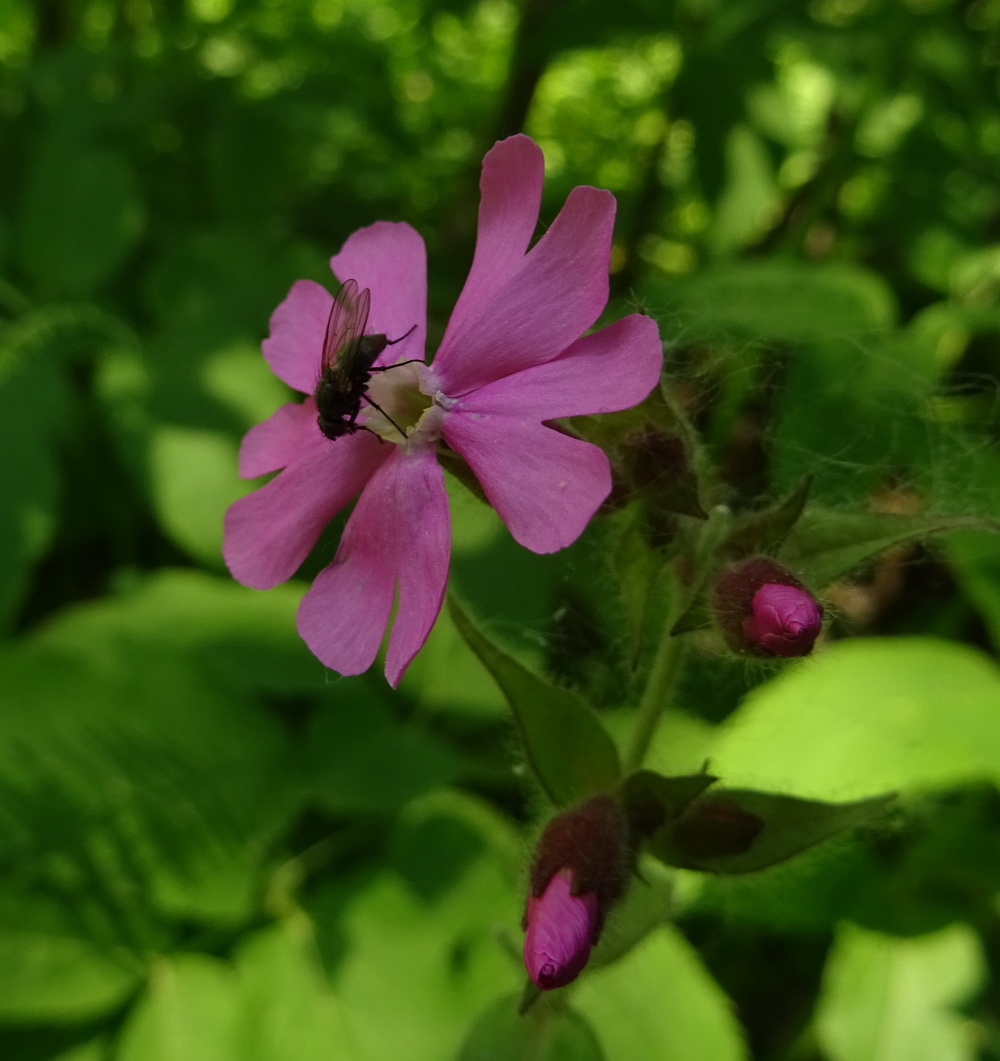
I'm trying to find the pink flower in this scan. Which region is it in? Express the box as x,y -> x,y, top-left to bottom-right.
223,135 -> 663,685
523,868 -> 598,990
744,582 -> 823,657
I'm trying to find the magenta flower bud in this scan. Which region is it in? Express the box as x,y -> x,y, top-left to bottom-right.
744,582 -> 823,657
713,556 -> 823,658
523,868 -> 599,989
522,794 -> 629,990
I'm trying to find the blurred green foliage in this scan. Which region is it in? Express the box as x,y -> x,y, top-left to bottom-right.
2,0 -> 1000,1058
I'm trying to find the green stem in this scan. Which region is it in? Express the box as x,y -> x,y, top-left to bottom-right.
624,587 -> 688,774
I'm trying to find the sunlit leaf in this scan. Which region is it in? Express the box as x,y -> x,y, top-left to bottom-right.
815,923 -> 985,1061
149,426 -> 248,569
710,638 -> 1000,800
573,925 -> 749,1061
309,798 -> 517,1061
234,920 -> 359,1061
117,956 -> 240,1061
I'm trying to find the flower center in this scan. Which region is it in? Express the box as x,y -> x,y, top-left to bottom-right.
358,360 -> 447,446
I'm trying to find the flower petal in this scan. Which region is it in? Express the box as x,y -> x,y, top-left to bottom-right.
296,448 -> 449,685
434,185 -> 615,396
223,430 -> 388,589
238,398 -> 318,479
524,870 -> 598,990
331,221 -> 427,366
441,134 -> 543,336
262,279 -> 332,394
451,314 -> 663,421
443,414 -> 610,553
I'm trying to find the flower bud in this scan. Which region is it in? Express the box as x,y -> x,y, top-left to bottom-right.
523,869 -> 598,989
744,582 -> 823,657
713,556 -> 823,658
522,794 -> 629,990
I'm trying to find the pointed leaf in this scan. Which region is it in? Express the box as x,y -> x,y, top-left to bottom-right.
781,507 -> 1000,590
450,596 -> 620,804
620,769 -> 718,837
722,475 -> 812,558
649,789 -> 895,873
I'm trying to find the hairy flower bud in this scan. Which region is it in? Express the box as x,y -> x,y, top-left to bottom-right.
522,794 -> 629,990
713,556 -> 823,658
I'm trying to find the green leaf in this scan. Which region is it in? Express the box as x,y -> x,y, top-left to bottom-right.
708,125 -> 778,254
573,925 -> 749,1061
780,507 -> 1000,590
709,638 -> 1000,800
306,699 -> 459,815
722,476 -> 812,558
946,529 -> 1000,656
459,994 -> 605,1061
449,595 -> 621,805
50,1038 -> 110,1061
588,858 -> 674,972
815,923 -> 985,1061
0,887 -> 139,1023
36,569 -> 315,693
234,920 -> 359,1061
0,581 -> 299,927
652,260 -> 895,347
149,426 -> 249,569
650,789 -> 894,873
18,133 -> 143,298
117,956 -> 240,1061
620,769 -> 718,836
308,800 -> 517,1061
0,316 -> 70,628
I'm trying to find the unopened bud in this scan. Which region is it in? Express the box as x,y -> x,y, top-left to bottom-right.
522,794 -> 629,990
523,868 -> 598,989
713,556 -> 823,658
744,582 -> 823,657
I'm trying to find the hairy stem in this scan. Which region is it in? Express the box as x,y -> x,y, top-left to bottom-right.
623,577 -> 688,773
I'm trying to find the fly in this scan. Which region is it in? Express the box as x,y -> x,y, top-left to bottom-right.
314,278 -> 418,441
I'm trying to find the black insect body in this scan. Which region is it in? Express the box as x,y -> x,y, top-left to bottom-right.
314,278 -> 418,441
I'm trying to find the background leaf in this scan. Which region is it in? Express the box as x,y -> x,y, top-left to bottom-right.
709,639 -> 1000,801
573,925 -> 749,1061
815,924 -> 985,1061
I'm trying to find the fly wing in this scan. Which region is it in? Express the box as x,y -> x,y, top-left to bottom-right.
320,279 -> 372,379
